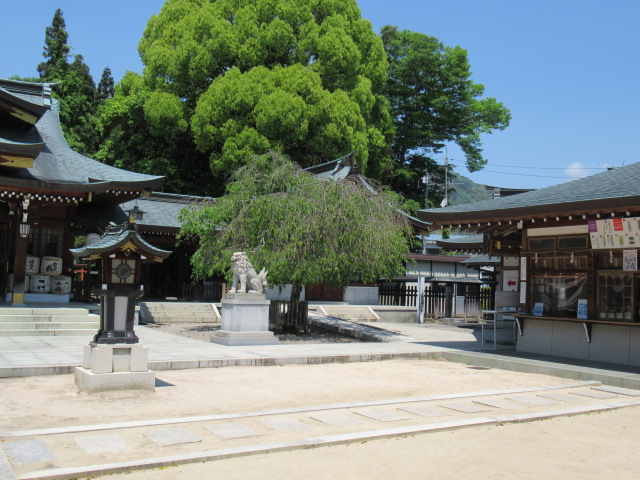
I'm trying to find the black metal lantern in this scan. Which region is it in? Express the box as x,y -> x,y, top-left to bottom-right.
127,205 -> 145,223
19,223 -> 30,238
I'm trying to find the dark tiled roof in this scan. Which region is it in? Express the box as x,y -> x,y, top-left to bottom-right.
118,193 -> 211,230
461,254 -> 501,266
0,79 -> 163,196
436,234 -> 484,248
418,162 -> 640,224
70,225 -> 171,259
406,252 -> 470,263
304,153 -> 356,180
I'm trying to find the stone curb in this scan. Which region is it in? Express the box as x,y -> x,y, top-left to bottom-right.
1,380 -> 600,439
19,398 -> 640,480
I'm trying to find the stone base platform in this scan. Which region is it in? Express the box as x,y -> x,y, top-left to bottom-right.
75,342 -> 155,393
75,368 -> 155,393
210,330 -> 278,346
212,292 -> 278,346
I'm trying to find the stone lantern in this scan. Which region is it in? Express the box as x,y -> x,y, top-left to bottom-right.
70,221 -> 170,393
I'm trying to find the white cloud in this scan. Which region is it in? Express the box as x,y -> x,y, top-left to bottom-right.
565,162 -> 589,179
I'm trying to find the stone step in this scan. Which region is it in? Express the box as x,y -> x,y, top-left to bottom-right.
144,315 -> 219,324
319,305 -> 380,322
0,308 -> 90,316
139,302 -> 221,324
142,306 -> 216,313
0,328 -> 97,336
0,321 -> 99,330
0,314 -> 100,323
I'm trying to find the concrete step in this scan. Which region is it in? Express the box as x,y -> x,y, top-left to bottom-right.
0,329 -> 97,336
144,315 -> 219,324
0,307 -> 100,336
0,321 -> 99,330
139,302 -> 221,324
0,307 -> 90,316
318,305 -> 380,322
0,314 -> 100,323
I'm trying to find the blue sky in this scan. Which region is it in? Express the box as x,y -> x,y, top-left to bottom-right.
2,0 -> 638,190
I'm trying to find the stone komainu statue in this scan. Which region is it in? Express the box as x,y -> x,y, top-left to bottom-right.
229,252 -> 268,294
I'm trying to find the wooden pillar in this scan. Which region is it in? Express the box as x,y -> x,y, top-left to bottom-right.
11,221 -> 28,305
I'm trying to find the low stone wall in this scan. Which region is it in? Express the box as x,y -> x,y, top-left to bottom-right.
371,306 -> 417,323
517,319 -> 640,367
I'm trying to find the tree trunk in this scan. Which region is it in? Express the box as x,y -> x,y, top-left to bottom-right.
289,282 -> 302,303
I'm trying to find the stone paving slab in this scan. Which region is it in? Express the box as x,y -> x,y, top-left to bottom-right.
259,417 -> 313,432
1,440 -> 52,464
309,412 -> 363,427
143,428 -> 201,447
397,405 -> 450,418
0,448 -> 16,480
538,392 -> 581,402
74,434 -> 127,454
440,402 -> 493,414
353,408 -> 411,422
571,389 -> 618,399
593,385 -> 640,396
507,396 -> 558,406
473,398 -> 517,410
205,423 -> 262,440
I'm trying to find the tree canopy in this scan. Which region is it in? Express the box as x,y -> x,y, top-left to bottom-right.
381,26 -> 511,207
96,0 -> 392,195
35,9 -> 108,155
178,153 -> 412,302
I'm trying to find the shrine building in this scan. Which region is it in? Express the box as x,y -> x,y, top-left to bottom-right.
0,78 -> 163,305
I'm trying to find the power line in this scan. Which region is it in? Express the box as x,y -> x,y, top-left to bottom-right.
446,159 -> 611,171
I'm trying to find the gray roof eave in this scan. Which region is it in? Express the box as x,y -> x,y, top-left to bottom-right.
70,229 -> 171,259
0,87 -> 48,118
419,195 -> 640,226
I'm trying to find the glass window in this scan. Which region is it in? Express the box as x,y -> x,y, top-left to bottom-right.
598,274 -> 634,322
558,236 -> 588,249
531,274 -> 587,316
529,237 -> 555,250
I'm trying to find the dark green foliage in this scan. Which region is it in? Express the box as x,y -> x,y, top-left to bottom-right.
97,0 -> 392,194
381,26 -> 511,207
97,67 -> 115,102
37,9 -> 103,155
96,72 -> 216,195
37,8 -> 70,80
178,153 -> 412,301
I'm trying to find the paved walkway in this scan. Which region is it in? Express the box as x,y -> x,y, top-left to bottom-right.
2,318 -> 640,389
2,317 -> 640,479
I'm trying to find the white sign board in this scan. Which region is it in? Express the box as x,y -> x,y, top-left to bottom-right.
503,270 -> 518,292
589,217 -> 640,249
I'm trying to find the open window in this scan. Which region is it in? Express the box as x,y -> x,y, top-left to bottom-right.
531,274 -> 587,316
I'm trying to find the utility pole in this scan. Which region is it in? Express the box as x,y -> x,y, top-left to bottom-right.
442,148 -> 449,207
421,174 -> 430,209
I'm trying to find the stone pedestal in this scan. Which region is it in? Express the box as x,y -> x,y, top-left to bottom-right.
75,342 -> 155,393
211,293 -> 278,346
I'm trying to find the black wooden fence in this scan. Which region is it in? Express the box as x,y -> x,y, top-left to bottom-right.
182,282 -> 225,302
379,283 -> 494,320
269,300 -> 308,333
378,284 -> 418,307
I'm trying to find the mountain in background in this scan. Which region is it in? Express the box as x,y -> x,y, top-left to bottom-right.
449,175 -> 493,206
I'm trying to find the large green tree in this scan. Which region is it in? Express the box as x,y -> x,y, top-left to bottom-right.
98,0 -> 392,196
37,9 -> 102,155
37,8 -> 70,80
381,26 -> 511,207
178,153 -> 412,302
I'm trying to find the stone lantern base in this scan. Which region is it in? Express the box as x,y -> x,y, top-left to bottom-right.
75,342 -> 155,393
211,293 -> 278,346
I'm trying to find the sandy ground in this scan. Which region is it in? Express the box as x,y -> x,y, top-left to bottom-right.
105,406 -> 640,480
1,359 -> 639,479
1,359 -> 571,431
